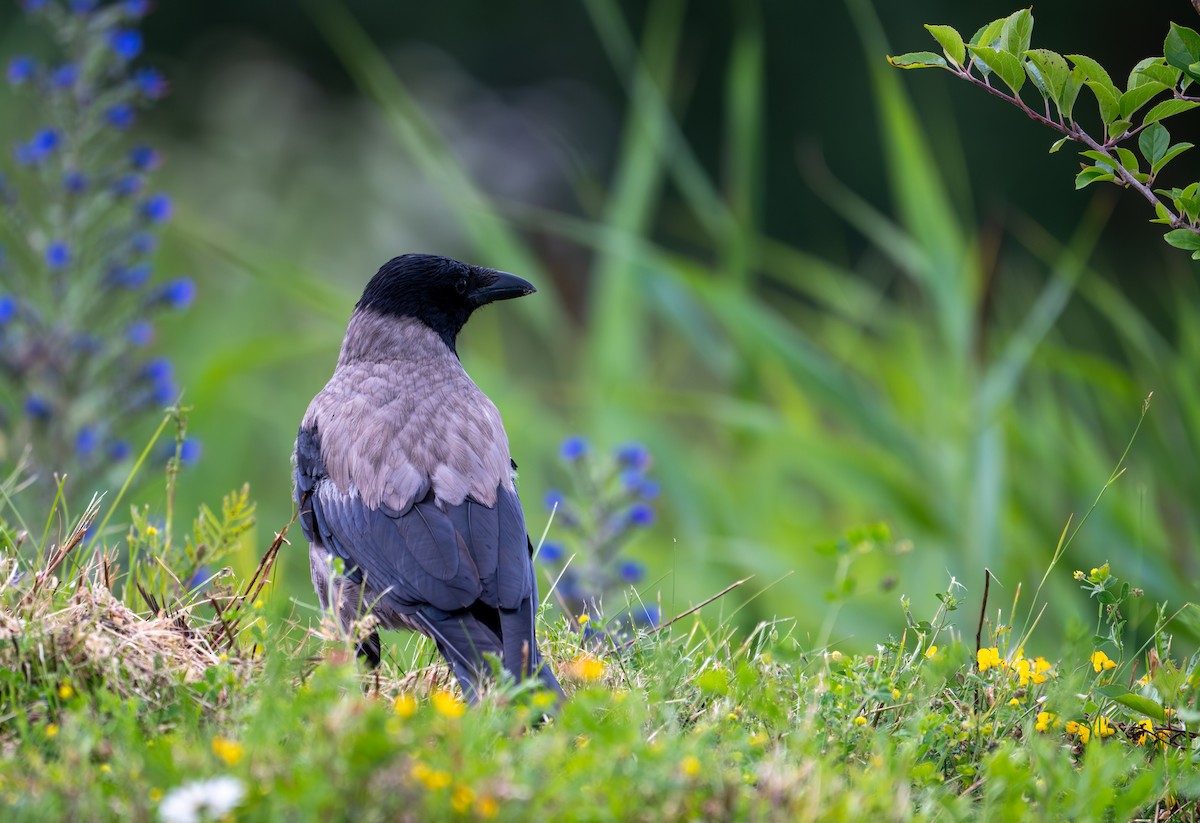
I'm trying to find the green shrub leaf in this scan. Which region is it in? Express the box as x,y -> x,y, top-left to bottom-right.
1000,8 -> 1034,57
1119,81 -> 1167,120
1152,141 -> 1194,176
970,46 -> 1025,93
1139,122 -> 1169,166
1096,685 -> 1169,721
1143,98 -> 1200,126
924,24 -> 966,67
1164,22 -> 1200,82
1164,228 -> 1200,249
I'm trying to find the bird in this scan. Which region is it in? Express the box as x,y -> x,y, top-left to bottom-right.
293,253 -> 562,702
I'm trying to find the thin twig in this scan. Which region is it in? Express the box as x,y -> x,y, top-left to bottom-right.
975,567 -> 992,663
618,577 -> 751,650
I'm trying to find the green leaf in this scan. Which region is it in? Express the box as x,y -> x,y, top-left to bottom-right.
1076,166 -> 1115,189
1143,98 -> 1200,126
1060,68 -> 1083,120
1080,150 -> 1117,171
1131,57 -> 1180,88
1152,141 -> 1193,176
1139,122 -> 1170,166
1024,48 -> 1069,107
694,668 -> 730,695
970,46 -> 1025,94
1083,79 -> 1121,124
888,51 -> 948,69
1165,23 -> 1200,82
924,24 -> 966,67
1049,136 -> 1069,153
1096,685 -> 1168,721
1114,147 -> 1140,173
1164,228 -> 1200,249
1068,54 -> 1119,97
1119,80 -> 1167,119
1153,200 -> 1174,223
970,17 -> 1006,49
1000,8 -> 1034,57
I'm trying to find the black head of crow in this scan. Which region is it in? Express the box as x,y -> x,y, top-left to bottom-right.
293,253 -> 562,702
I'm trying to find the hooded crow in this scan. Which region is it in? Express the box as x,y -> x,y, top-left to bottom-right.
294,253 -> 563,701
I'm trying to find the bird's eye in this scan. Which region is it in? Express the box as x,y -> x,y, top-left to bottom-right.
455,278 -> 468,295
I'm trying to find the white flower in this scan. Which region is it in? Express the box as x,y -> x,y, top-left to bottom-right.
158,775 -> 246,823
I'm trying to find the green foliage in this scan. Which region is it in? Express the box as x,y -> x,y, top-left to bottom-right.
890,8 -> 1200,257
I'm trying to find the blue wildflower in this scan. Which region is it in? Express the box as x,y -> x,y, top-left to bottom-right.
111,174 -> 144,197
110,263 -> 151,288
70,0 -> 98,13
129,144 -> 160,170
544,488 -> 566,512
19,0 -> 48,12
133,67 -> 167,98
105,103 -> 135,130
75,426 -> 98,457
107,440 -> 132,461
6,56 -> 35,86
109,29 -> 143,61
636,478 -> 660,500
559,435 -> 588,462
186,566 -> 215,589
16,128 -> 61,165
142,357 -> 172,381
627,503 -> 655,528
160,277 -> 195,310
616,442 -> 650,470
124,0 -> 151,17
537,542 -> 563,563
129,231 -> 157,255
140,193 -> 171,222
45,241 -> 71,270
151,376 -> 178,405
632,605 -> 660,627
64,170 -> 89,195
178,437 -> 201,465
0,296 -> 15,325
126,321 -> 153,346
619,560 -> 644,584
50,63 -> 79,89
23,394 -> 51,420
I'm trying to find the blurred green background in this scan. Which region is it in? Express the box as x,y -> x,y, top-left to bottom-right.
2,0 -> 1196,649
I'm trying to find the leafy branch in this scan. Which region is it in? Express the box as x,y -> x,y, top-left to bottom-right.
889,8 -> 1200,258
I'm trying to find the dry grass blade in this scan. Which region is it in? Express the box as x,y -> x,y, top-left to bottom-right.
205,512 -> 294,649
19,494 -> 101,608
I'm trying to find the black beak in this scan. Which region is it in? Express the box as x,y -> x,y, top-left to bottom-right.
469,268 -> 537,306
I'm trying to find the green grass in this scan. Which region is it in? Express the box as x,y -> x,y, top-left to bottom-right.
0,475 -> 1197,822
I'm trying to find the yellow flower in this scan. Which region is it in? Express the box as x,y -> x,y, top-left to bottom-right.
451,784 -> 474,813
977,647 -> 1002,671
431,690 -> 466,719
57,682 -> 74,700
149,788 -> 163,803
853,716 -> 868,726
567,654 -> 606,682
1136,718 -> 1155,745
1035,711 -> 1056,732
45,724 -> 59,738
99,764 -> 111,774
681,755 -> 702,777
1014,658 -> 1032,686
1064,720 -> 1090,744
1090,650 -> 1117,672
409,762 -> 453,790
891,688 -> 901,700
211,735 -> 244,767
1073,570 -> 1085,581
1008,698 -> 1020,707
924,645 -> 938,659
476,795 -> 500,818
393,693 -> 418,718
1092,716 -> 1115,738
749,731 -> 769,746
577,614 -> 590,625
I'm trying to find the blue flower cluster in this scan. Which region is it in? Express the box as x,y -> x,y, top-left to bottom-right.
537,436 -> 660,632
0,0 -> 197,490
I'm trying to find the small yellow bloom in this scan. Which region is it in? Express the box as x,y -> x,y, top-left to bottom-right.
828,650 -> 843,662
253,598 -> 265,609
1136,718 -> 1155,745
1008,698 -> 1020,707
1035,711 -> 1056,732
476,796 -> 500,818
57,682 -> 74,700
410,762 -> 453,790
145,525 -> 159,537
99,764 -> 111,774
1014,658 -> 1032,686
211,735 -> 244,767
45,724 -> 59,738
891,688 -> 901,700
431,690 -> 466,719
924,645 -> 938,659
149,788 -> 163,803
1064,720 -> 1090,744
977,647 -> 1002,671
853,716 -> 868,726
749,731 -> 769,746
577,614 -> 590,625
1073,570 -> 1085,581
451,784 -> 474,813
681,755 -> 702,777
1090,650 -> 1117,672
393,693 -> 418,718
567,654 -> 606,682
1092,715 -> 1115,738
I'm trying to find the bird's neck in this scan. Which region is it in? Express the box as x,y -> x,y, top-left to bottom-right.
337,309 -> 459,367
